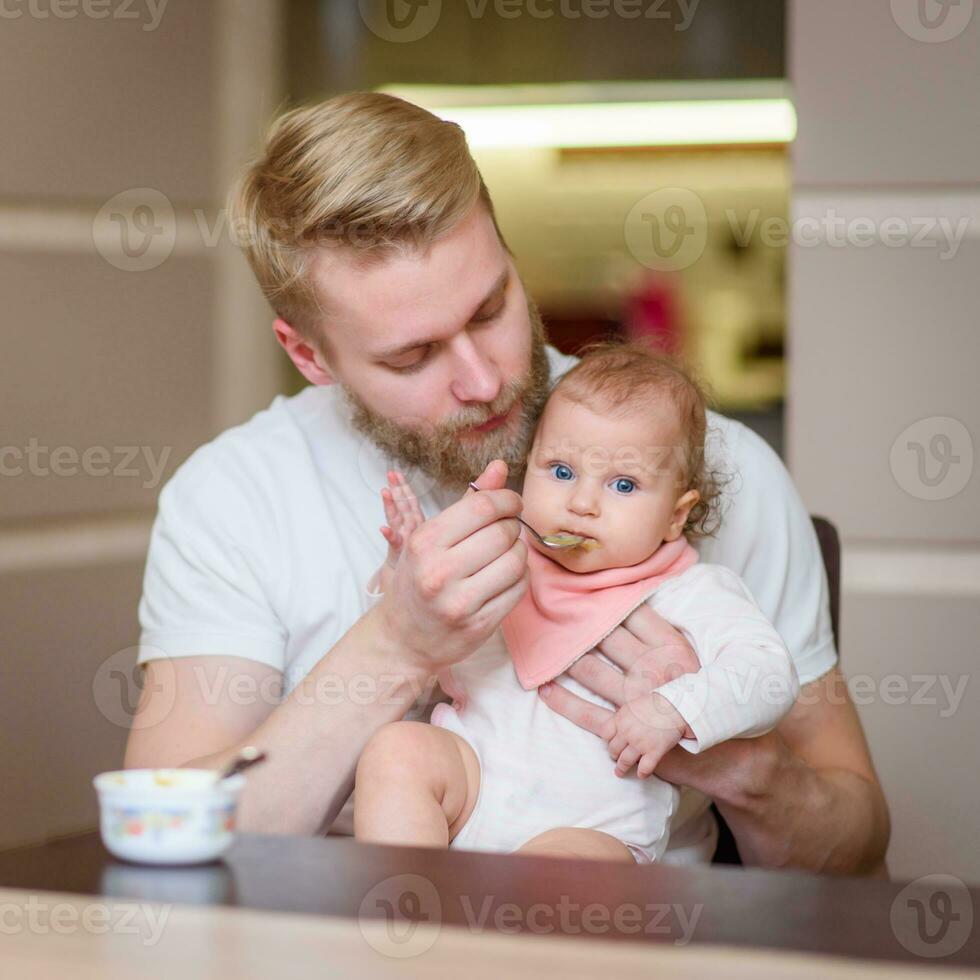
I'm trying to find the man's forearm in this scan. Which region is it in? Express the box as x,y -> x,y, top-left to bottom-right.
180,605 -> 436,836
712,738 -> 891,875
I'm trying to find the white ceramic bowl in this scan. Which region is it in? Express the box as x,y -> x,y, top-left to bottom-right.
93,769 -> 245,865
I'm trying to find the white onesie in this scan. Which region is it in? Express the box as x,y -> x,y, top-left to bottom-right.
424,562 -> 800,862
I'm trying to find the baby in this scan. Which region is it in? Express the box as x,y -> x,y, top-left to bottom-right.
354,342 -> 800,863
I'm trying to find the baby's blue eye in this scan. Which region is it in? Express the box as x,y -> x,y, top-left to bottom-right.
613,478 -> 636,494
552,463 -> 574,481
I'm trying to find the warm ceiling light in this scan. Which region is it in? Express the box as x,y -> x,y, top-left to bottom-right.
432,99 -> 796,149
380,85 -> 796,149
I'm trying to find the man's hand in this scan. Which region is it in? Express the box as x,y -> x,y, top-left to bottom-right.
375,458 -> 529,678
559,602 -> 699,703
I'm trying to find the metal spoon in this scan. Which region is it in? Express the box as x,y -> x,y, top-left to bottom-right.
467,481 -> 586,550
218,746 -> 267,782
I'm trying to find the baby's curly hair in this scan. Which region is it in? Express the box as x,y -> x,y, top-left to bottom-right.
550,339 -> 730,540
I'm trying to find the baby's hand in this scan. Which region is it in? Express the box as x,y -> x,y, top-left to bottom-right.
377,470 -> 468,712
607,693 -> 688,779
376,470 -> 426,592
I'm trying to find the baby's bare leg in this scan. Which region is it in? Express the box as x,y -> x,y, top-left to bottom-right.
354,721 -> 480,847
516,828 -> 634,862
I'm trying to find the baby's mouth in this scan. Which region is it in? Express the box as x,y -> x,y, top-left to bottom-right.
554,529 -> 600,552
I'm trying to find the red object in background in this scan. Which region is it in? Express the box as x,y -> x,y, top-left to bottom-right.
623,274 -> 684,355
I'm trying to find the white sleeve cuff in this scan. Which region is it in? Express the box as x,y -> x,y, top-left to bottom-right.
365,567 -> 385,607
136,631 -> 286,670
655,646 -> 800,754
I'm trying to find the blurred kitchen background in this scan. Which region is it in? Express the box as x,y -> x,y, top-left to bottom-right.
289,0 -> 793,451
1,0 -> 977,881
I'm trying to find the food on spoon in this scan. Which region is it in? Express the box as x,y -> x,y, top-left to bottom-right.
541,533 -> 600,551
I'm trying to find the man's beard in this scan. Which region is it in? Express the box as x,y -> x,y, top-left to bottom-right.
342,297 -> 553,493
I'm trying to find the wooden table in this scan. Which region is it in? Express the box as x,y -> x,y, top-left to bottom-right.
1,832 -> 977,977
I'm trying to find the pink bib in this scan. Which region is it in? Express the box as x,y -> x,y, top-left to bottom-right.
501,534 -> 699,690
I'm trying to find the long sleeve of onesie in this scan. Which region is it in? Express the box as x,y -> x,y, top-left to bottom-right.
648,563 -> 800,754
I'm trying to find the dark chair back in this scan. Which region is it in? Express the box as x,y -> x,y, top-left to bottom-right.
711,515 -> 841,865
811,516 -> 841,650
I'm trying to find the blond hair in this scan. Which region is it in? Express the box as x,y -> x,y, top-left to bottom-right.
553,340 -> 729,539
229,92 -> 500,334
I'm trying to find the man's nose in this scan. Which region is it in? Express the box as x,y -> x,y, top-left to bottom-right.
449,335 -> 502,405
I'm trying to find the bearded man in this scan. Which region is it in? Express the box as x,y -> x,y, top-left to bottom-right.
126,93 -> 889,874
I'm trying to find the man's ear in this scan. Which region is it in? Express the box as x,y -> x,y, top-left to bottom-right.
272,317 -> 336,385
664,489 -> 701,541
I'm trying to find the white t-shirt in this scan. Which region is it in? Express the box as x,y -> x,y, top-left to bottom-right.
137,345 -> 838,862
